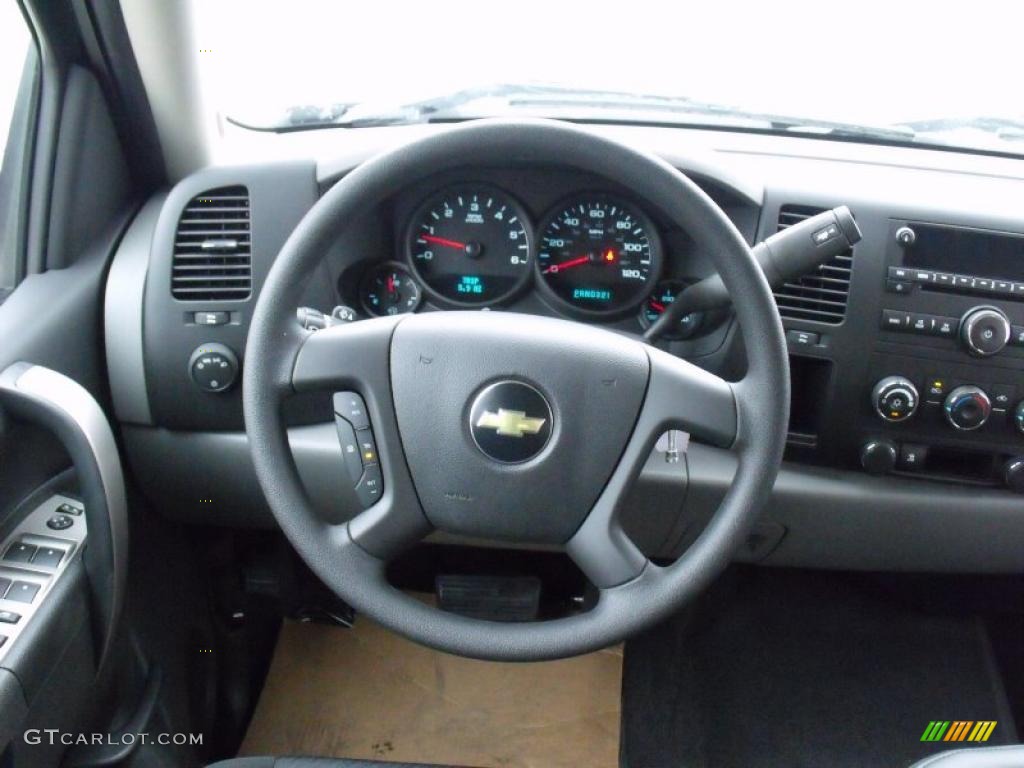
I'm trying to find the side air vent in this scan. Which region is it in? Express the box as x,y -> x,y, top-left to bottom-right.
772,204 -> 853,324
171,186 -> 251,301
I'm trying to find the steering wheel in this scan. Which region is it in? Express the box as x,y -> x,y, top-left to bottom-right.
243,119 -> 789,661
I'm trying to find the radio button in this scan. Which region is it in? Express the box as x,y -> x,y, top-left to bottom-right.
886,279 -> 913,295
888,266 -> 911,280
1009,325 -> 1024,346
972,277 -> 994,292
1013,283 -> 1024,296
932,316 -> 958,337
953,275 -> 973,289
934,272 -> 954,286
881,310 -> 910,331
994,280 -> 1014,294
910,314 -> 935,334
912,270 -> 935,283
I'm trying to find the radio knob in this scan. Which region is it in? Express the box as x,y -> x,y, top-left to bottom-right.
895,226 -> 916,247
960,307 -> 1010,357
871,376 -> 919,422
860,440 -> 897,475
943,385 -> 991,431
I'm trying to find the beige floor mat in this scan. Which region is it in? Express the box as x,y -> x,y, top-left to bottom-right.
239,615 -> 622,768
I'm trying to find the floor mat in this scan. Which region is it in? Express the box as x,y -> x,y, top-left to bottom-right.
622,569 -> 1018,768
240,614 -> 622,768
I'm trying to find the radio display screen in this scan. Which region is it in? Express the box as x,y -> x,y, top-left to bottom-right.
903,224 -> 1024,282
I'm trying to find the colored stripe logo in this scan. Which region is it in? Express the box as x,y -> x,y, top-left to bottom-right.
921,721 -> 997,742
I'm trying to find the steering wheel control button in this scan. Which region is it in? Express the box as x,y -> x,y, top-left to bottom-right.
46,514 -> 74,531
872,376 -> 919,423
469,381 -> 553,464
960,307 -> 1010,356
5,581 -> 40,604
355,429 -> 378,465
334,417 -> 365,484
3,542 -> 36,564
355,464 -> 383,508
333,392 -> 370,430
188,342 -> 240,392
944,386 -> 992,431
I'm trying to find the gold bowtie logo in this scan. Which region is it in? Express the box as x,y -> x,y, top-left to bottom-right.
475,408 -> 546,438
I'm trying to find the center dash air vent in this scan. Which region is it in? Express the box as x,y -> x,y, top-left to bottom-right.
171,186 -> 251,301
772,204 -> 853,324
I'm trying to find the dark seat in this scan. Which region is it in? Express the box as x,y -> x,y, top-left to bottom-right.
907,745 -> 1024,767
209,759 -> 463,768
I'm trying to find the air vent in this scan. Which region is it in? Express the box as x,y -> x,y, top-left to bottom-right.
171,186 -> 251,301
772,204 -> 853,324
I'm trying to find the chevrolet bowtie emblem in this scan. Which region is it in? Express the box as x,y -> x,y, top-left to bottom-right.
475,408 -> 547,438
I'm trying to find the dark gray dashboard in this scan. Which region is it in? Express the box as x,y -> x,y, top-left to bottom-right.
105,123 -> 1024,573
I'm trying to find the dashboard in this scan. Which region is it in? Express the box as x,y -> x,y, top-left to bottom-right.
103,123 -> 1024,575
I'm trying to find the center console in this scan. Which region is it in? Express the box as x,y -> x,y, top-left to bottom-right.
858,221 -> 1024,490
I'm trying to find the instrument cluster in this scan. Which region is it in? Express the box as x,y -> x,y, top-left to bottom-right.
353,182 -> 703,339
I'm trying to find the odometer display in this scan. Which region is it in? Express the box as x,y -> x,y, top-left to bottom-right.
407,186 -> 532,306
536,196 -> 660,316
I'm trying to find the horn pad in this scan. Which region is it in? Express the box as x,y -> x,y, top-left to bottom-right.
389,312 -> 649,543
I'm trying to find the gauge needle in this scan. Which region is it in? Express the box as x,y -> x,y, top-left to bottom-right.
386,274 -> 396,293
543,255 -> 591,274
421,234 -> 467,249
649,300 -> 666,312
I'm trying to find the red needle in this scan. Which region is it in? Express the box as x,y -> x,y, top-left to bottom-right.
544,255 -> 591,274
421,234 -> 466,249
386,274 -> 396,293
650,300 -> 666,312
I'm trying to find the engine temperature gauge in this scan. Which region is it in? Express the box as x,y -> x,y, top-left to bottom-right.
639,279 -> 704,339
360,263 -> 422,317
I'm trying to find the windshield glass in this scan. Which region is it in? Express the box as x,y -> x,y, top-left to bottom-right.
194,0 -> 1024,156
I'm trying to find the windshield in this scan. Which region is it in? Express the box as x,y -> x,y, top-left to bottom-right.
194,0 -> 1024,157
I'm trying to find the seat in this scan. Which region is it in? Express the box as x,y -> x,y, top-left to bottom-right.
209,759 -> 461,768
907,745 -> 1024,767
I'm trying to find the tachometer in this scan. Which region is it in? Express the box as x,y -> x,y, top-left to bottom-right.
406,185 -> 533,306
536,195 -> 660,316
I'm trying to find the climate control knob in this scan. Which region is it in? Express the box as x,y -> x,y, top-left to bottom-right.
871,376 -> 919,422
1013,401 -> 1024,435
943,385 -> 991,431
960,307 -> 1010,357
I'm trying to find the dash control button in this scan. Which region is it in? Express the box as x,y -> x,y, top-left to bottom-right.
46,514 -> 74,531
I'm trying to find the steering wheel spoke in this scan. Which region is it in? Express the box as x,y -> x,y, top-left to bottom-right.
290,316 -> 433,559
567,346 -> 737,588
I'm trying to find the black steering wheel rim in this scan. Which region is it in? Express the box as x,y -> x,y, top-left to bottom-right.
243,118 -> 789,661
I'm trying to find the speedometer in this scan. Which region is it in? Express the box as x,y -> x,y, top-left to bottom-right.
536,195 -> 661,316
407,185 -> 533,306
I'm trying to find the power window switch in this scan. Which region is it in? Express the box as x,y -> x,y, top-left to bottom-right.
5,581 -> 40,604
3,542 -> 36,563
31,547 -> 65,569
56,502 -> 82,516
0,611 -> 21,624
0,578 -> 11,598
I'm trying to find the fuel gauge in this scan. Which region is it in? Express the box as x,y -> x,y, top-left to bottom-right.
360,263 -> 422,317
639,279 -> 704,339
